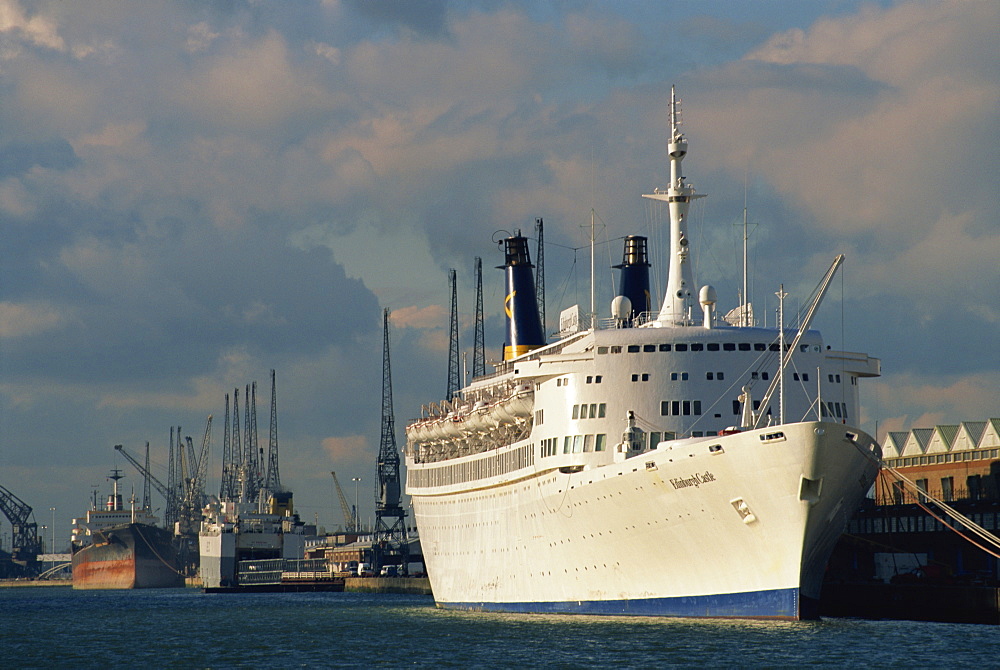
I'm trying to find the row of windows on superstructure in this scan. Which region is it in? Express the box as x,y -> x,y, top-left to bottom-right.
408,444 -> 535,488
540,434 -> 610,456
573,403 -> 607,419
597,343 -> 812,354
563,370 -> 837,385
820,401 -> 850,419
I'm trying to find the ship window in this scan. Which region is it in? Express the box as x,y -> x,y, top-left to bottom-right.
803,373 -> 809,382
631,374 -> 639,382
723,343 -> 736,351
739,343 -> 751,351
535,409 -> 544,425
590,403 -> 597,417
641,373 -> 649,382
650,432 -> 661,447
671,373 -> 678,381
693,431 -> 703,437
586,376 -> 592,383
754,343 -> 766,351
770,343 -> 780,351
573,405 -> 580,419
691,343 -> 704,351
598,403 -> 606,418
793,373 -> 799,381
751,372 -> 758,380
661,401 -> 669,416
595,375 -> 603,383
643,344 -> 656,352
682,372 -> 688,380
836,374 -> 841,383
573,435 -> 583,453
841,403 -> 848,419
610,346 -> 622,354
595,434 -> 607,451
828,374 -> 834,382
694,401 -> 702,415
659,344 -> 672,351
683,400 -> 691,416
762,372 -> 769,380
717,372 -> 724,380
820,403 -> 828,417
675,343 -> 688,352
707,343 -> 720,351
732,400 -> 740,415
707,372 -> 714,380
597,346 -> 608,354
584,435 -> 595,452
563,437 -> 572,454
628,345 -> 640,353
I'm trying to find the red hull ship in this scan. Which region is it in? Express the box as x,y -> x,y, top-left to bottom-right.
71,470 -> 184,590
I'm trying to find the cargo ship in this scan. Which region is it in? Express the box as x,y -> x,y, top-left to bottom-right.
404,87 -> 882,619
71,471 -> 184,589
198,491 -> 307,591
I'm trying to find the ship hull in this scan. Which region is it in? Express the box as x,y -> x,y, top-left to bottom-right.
410,421 -> 879,620
72,523 -> 184,590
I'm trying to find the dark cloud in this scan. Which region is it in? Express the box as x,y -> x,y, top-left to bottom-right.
343,0 -> 451,38
0,139 -> 79,178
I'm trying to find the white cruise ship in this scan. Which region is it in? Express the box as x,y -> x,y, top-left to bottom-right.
404,87 -> 882,619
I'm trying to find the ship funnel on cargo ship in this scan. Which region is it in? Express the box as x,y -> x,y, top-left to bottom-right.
500,232 -> 545,360
613,235 -> 652,322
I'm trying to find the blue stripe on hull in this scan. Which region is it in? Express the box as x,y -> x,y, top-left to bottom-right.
439,587 -> 804,620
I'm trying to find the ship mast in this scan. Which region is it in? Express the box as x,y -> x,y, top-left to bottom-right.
643,86 -> 705,326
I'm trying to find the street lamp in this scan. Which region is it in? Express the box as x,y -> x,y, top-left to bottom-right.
50,507 -> 56,554
40,525 -> 48,554
351,477 -> 362,533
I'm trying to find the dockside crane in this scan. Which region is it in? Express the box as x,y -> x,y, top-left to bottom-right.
473,257 -> 485,379
446,269 -> 460,401
373,308 -> 409,575
0,484 -> 43,571
264,370 -> 281,494
331,471 -> 356,532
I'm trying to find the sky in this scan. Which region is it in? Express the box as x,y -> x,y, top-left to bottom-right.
1,0 -> 997,551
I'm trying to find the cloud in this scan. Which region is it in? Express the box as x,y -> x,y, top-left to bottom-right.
0,301 -> 65,337
392,304 -> 447,330
0,0 -> 66,52
322,434 -> 369,463
871,371 -> 1000,439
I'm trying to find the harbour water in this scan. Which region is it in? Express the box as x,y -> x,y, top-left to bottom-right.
4,587 -> 997,668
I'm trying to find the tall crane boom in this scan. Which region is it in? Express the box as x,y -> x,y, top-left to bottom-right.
114,444 -> 171,502
330,471 -> 355,532
190,415 -> 212,510
751,255 -> 846,429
